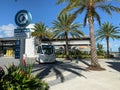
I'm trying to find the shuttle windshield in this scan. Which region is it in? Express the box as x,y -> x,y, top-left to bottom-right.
42,45 -> 54,55
37,45 -> 54,55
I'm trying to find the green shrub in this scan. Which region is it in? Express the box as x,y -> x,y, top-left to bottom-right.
104,54 -> 114,58
55,49 -> 104,59
56,55 -> 66,58
56,54 -> 104,59
0,64 -> 49,90
98,56 -> 105,59
78,55 -> 104,59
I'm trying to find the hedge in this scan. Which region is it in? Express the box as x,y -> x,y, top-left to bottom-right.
56,55 -> 104,59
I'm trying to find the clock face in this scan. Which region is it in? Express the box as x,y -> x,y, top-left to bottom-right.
15,10 -> 32,27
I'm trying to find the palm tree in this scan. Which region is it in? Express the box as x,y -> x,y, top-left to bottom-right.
97,43 -> 104,56
52,13 -> 84,59
56,0 -> 120,68
96,22 -> 120,58
31,22 -> 52,45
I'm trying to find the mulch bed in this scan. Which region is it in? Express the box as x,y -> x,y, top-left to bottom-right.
86,66 -> 106,71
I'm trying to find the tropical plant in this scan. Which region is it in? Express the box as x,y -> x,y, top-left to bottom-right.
0,66 -> 4,80
31,22 -> 53,45
56,0 -> 120,69
0,64 -> 49,90
52,13 -> 84,59
97,43 -> 105,56
96,22 -> 120,58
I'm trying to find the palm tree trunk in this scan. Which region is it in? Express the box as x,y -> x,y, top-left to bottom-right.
65,32 -> 69,59
39,36 -> 42,45
106,37 -> 110,58
89,17 -> 101,67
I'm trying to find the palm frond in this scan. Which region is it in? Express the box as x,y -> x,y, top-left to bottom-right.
97,4 -> 112,16
96,22 -> 120,41
83,11 -> 89,26
109,5 -> 120,13
56,0 -> 68,5
93,9 -> 101,25
53,13 -> 84,39
31,22 -> 53,43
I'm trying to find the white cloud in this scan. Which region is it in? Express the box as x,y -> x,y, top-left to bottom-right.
0,24 -> 16,38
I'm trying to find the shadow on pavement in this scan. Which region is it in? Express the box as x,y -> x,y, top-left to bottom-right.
107,62 -> 120,72
32,60 -> 87,83
78,59 -> 90,67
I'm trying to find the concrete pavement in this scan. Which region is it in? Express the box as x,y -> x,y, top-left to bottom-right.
0,57 -> 120,90
49,59 -> 120,90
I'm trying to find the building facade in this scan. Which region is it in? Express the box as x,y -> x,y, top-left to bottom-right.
0,24 -> 90,58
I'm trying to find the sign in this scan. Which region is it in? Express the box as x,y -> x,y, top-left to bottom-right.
15,40 -> 20,59
14,10 -> 32,66
15,10 -> 32,27
14,28 -> 30,38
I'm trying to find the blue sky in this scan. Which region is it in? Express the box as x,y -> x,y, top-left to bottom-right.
0,0 -> 120,52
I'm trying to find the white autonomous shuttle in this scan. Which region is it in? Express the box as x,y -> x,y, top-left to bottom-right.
35,44 -> 56,63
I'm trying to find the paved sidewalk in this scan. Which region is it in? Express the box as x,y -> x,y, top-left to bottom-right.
0,57 -> 120,90
46,59 -> 120,90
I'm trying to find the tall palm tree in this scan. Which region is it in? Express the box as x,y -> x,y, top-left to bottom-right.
52,13 -> 84,59
31,22 -> 52,45
96,22 -> 120,58
56,0 -> 120,68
